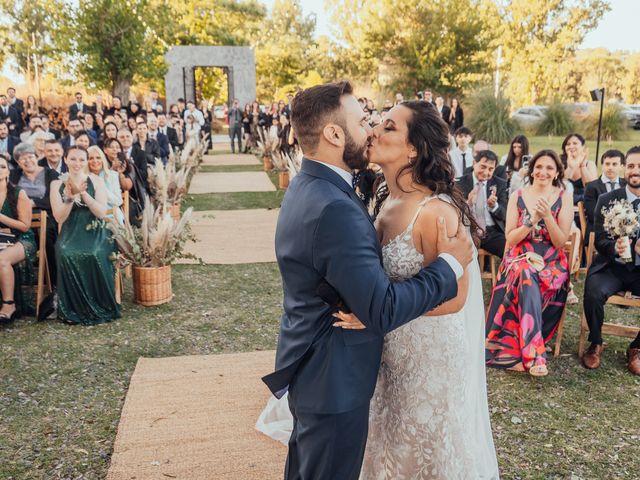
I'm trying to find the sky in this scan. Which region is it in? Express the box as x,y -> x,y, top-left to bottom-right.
2,0 -> 636,84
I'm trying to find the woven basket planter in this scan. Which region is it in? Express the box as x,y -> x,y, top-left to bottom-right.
279,171 -> 290,189
133,265 -> 173,306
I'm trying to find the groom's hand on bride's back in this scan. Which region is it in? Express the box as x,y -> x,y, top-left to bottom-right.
436,216 -> 474,269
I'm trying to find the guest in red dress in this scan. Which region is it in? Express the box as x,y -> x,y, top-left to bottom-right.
485,150 -> 574,376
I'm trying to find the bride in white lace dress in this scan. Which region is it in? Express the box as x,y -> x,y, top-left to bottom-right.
257,101 -> 499,479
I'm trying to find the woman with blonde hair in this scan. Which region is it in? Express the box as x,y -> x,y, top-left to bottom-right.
87,145 -> 123,223
50,146 -> 120,325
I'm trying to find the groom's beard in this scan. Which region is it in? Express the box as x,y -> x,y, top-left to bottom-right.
343,131 -> 369,171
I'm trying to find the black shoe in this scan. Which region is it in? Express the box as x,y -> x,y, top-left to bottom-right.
0,300 -> 17,324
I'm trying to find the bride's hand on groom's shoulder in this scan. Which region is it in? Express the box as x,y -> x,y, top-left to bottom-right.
436,216 -> 474,268
332,311 -> 366,330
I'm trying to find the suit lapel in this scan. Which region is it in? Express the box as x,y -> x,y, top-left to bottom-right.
300,158 -> 373,226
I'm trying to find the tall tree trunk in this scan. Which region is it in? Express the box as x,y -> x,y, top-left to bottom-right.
112,75 -> 131,104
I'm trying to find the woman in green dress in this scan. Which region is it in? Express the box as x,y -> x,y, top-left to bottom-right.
50,146 -> 120,325
0,156 -> 36,323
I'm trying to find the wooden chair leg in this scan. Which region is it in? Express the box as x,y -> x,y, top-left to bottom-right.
554,309 -> 567,357
578,312 -> 588,358
115,269 -> 122,305
36,253 -> 46,318
490,255 -> 497,286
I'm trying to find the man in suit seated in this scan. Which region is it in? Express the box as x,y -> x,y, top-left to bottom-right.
0,122 -> 21,167
60,118 -> 84,150
40,115 -> 61,139
584,149 -> 626,242
0,94 -> 23,136
457,150 -> 508,257
582,147 -> 640,375
38,139 -> 67,174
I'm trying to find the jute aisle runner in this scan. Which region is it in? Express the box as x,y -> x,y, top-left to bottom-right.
180,209 -> 278,264
188,172 -> 276,194
107,351 -> 286,480
202,153 -> 260,166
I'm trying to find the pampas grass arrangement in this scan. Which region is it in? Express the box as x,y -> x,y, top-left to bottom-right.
108,196 -> 200,268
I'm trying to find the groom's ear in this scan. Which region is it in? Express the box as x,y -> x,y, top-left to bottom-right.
322,123 -> 344,148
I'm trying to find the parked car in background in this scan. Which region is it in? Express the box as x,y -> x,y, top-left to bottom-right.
511,106 -> 548,129
619,105 -> 640,130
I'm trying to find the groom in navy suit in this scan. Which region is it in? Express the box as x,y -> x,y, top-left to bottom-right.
262,81 -> 474,479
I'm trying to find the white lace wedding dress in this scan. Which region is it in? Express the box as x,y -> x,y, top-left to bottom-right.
256,195 -> 500,479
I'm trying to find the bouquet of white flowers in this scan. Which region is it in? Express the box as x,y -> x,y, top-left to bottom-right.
601,198 -> 640,262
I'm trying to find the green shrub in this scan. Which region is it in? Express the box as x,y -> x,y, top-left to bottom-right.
537,101 -> 574,136
581,104 -> 629,141
466,87 -> 516,144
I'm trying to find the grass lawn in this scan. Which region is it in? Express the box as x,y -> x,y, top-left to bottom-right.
2,156 -> 639,479
491,130 -> 640,159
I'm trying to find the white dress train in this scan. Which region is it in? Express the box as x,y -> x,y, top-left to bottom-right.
256,195 -> 499,479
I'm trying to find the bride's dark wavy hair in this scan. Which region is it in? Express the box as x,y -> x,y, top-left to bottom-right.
373,101 -> 482,243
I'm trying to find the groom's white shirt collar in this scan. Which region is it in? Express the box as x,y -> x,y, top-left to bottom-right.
308,159 -> 353,188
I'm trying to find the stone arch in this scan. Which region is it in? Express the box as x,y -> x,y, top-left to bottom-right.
164,46 -> 256,107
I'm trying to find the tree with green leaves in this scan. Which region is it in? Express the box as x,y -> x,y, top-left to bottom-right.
62,0 -> 171,101
0,0 -> 67,83
255,0 -> 318,100
499,0 -> 610,106
326,0 -> 495,96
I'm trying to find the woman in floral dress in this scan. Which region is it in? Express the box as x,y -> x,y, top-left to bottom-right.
486,150 -> 574,376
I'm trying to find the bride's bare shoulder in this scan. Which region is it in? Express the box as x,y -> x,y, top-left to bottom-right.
415,197 -> 460,233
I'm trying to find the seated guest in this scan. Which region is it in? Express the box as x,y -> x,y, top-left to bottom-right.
0,122 -> 20,167
561,133 -> 598,206
20,115 -> 43,142
0,155 -> 36,322
450,126 -> 473,178
99,121 -> 118,148
50,146 -> 120,325
133,118 -> 162,166
583,149 -> 625,238
60,118 -> 83,150
486,150 -> 573,376
462,139 -> 491,176
582,147 -> 640,375
39,139 -> 67,174
457,150 -> 508,257
27,130 -> 55,161
40,114 -> 60,140
87,146 -> 123,223
157,113 -> 179,152
502,135 -> 530,190
10,143 -> 60,286
146,113 -> 169,164
74,130 -> 93,150
106,136 -> 145,225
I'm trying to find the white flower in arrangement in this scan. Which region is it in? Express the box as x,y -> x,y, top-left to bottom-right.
601,198 -> 640,262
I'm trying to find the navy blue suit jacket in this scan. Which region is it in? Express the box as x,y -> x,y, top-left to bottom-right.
263,159 -> 459,414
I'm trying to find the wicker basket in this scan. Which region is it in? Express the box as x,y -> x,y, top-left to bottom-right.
169,204 -> 181,222
133,265 -> 173,306
279,171 -> 290,189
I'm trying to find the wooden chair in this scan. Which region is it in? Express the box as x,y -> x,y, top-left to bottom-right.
574,202 -> 588,280
477,248 -> 497,287
31,211 -> 52,318
577,232 -> 640,357
553,230 -> 578,357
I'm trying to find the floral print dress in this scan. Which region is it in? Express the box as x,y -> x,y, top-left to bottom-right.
485,189 -> 569,370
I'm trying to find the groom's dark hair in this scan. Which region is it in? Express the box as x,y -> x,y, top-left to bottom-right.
291,80 -> 353,153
